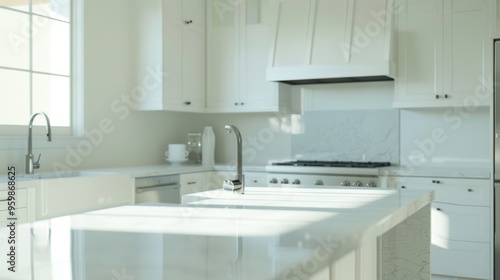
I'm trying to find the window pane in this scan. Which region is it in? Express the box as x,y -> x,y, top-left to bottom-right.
33,73 -> 70,127
0,69 -> 30,126
0,9 -> 29,69
0,0 -> 29,12
33,0 -> 71,22
32,16 -> 70,75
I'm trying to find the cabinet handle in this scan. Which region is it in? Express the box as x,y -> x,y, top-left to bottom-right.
401,186 -> 406,189
432,180 -> 441,184
240,102 -> 245,105
235,103 -> 239,106
187,182 -> 196,185
185,20 -> 193,24
252,180 -> 258,183
184,101 -> 191,105
436,208 -> 442,211
468,188 -> 473,192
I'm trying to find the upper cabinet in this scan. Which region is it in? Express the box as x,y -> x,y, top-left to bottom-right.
133,0 -> 206,112
266,0 -> 397,85
394,0 -> 492,108
206,0 -> 294,113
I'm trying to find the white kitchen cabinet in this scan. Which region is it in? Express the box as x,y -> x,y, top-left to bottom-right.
394,0 -> 492,108
244,172 -> 268,187
206,0 -> 293,113
35,174 -> 133,221
180,172 -> 206,196
395,176 -> 491,279
134,0 -> 206,112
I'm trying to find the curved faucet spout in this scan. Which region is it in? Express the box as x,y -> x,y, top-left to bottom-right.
224,125 -> 244,194
26,112 -> 52,174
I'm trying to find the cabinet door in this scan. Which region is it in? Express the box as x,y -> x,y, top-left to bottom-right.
395,0 -> 442,102
163,0 -> 184,108
180,172 -> 206,196
432,202 -> 490,243
206,0 -> 240,110
240,0 -> 280,111
432,239 -> 490,279
182,0 -> 205,109
442,0 -> 488,102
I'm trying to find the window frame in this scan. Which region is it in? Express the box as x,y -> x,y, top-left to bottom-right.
0,0 -> 84,148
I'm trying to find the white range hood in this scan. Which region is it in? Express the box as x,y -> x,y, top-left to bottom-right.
266,0 -> 397,85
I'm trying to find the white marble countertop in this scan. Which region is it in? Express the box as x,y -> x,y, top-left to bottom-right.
378,166 -> 491,179
0,187 -> 433,280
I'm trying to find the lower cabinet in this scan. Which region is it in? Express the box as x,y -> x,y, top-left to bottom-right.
394,176 -> 491,280
35,174 -> 133,221
180,172 -> 206,196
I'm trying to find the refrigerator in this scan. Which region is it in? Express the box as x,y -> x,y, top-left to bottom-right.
495,40 -> 500,280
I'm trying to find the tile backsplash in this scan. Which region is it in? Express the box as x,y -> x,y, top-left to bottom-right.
291,110 -> 399,164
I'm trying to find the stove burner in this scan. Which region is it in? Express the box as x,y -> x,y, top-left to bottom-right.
272,160 -> 391,168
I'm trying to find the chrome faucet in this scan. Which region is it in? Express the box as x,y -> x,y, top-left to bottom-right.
223,125 -> 244,194
26,112 -> 52,174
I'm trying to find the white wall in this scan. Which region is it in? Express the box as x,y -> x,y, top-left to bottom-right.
0,0 -> 203,174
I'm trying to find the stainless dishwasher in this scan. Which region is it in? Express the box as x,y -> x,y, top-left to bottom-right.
135,174 -> 180,204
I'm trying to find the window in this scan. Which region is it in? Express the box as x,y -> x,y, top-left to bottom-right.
0,0 -> 77,136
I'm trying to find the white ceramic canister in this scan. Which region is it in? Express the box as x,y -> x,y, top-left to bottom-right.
202,126 -> 215,165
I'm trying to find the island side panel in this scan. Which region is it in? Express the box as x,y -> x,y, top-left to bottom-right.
378,205 -> 431,280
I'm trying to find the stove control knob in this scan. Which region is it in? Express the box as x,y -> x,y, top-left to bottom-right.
269,178 -> 278,184
366,181 -> 377,188
354,181 -> 363,187
292,179 -> 301,185
314,180 -> 324,185
281,178 -> 289,184
340,180 -> 351,186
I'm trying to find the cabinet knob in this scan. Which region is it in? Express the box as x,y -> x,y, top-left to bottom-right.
235,103 -> 239,106
444,94 -> 449,99
436,208 -> 442,211
185,20 -> 193,24
432,180 -> 441,184
468,188 -> 473,192
401,186 -> 406,189
435,95 -> 439,99
184,101 -> 191,105
240,102 -> 245,105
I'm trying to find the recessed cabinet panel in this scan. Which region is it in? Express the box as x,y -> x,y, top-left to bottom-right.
445,7 -> 485,98
163,19 -> 184,106
432,239 -> 490,279
397,2 -> 440,101
432,203 -> 490,243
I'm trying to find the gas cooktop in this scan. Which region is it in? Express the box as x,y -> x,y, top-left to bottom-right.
272,160 -> 391,168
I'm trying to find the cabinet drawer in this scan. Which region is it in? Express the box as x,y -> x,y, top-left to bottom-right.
431,239 -> 490,279
397,177 -> 490,206
0,188 -> 27,209
245,172 -> 267,187
180,173 -> 206,196
432,203 -> 489,243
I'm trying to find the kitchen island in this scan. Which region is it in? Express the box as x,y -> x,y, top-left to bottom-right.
0,187 -> 432,280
